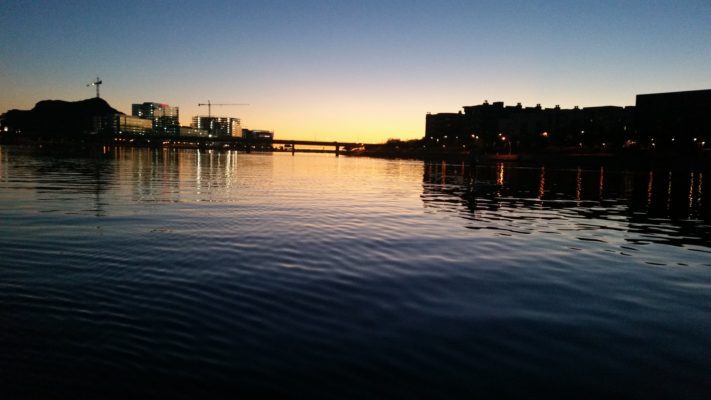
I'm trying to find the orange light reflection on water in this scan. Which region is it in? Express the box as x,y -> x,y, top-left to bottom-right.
667,171 -> 672,211
538,166 -> 545,200
599,166 -> 604,199
689,172 -> 695,211
575,167 -> 582,203
647,170 -> 654,208
700,172 -> 704,212
497,162 -> 504,186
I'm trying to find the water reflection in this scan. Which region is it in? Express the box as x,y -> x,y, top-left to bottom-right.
0,145 -> 115,217
0,147 -> 279,217
109,147 -> 274,203
2,146 -> 711,397
3,146 -> 708,226
422,160 -> 710,247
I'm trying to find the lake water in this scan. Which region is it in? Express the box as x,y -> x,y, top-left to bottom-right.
1,146 -> 710,398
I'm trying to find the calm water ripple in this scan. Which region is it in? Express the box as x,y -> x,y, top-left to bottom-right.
1,146 -> 710,398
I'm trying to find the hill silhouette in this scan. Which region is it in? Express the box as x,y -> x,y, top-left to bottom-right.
1,98 -> 122,136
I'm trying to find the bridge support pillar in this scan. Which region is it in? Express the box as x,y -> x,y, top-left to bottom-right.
292,142 -> 295,156
335,142 -> 339,157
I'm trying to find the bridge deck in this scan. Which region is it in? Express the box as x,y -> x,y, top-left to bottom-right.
271,139 -> 362,147
114,133 -> 367,148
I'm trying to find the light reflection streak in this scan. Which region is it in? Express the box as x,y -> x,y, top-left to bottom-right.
575,167 -> 582,203
136,148 -> 143,181
667,171 -> 672,211
538,166 -> 545,200
497,162 -> 504,186
225,150 -> 233,188
196,149 -> 202,191
689,172 -> 695,211
647,170 -> 654,208
699,172 -> 704,211
599,166 -> 604,199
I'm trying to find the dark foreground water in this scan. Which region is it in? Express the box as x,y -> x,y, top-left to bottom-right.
1,146 -> 710,398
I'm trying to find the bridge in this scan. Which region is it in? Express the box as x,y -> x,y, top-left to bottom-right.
111,133 -> 368,156
271,139 -> 363,156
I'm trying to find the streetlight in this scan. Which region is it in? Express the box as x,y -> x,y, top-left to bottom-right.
501,135 -> 511,154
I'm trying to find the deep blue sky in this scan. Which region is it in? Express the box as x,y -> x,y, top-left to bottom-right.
1,0 -> 709,141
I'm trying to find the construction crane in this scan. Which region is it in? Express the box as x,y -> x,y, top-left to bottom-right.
87,76 -> 102,98
197,100 -> 249,120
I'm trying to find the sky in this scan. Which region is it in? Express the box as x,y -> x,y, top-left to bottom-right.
1,0 -> 710,143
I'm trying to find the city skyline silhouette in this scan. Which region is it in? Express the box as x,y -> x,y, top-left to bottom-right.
1,0 -> 710,143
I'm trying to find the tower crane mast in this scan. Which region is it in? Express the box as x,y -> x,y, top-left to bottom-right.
87,77 -> 102,98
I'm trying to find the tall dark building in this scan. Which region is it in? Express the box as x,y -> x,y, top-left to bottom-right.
131,102 -> 180,136
635,89 -> 711,150
425,112 -> 468,148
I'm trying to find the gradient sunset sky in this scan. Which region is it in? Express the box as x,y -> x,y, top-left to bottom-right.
1,0 -> 709,143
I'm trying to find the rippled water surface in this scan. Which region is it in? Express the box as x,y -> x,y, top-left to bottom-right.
1,146 -> 710,398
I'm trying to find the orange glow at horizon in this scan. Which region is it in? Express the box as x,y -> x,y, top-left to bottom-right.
172,98 -> 429,144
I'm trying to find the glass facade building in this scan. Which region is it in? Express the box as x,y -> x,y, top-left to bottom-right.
132,102 -> 180,136
97,114 -> 153,135
179,126 -> 209,137
191,116 -> 241,138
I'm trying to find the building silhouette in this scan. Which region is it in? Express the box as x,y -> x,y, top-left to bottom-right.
635,89 -> 711,151
426,89 -> 711,153
426,101 -> 635,153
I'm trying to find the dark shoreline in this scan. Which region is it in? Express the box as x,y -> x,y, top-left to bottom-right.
2,135 -> 710,169
354,149 -> 711,169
